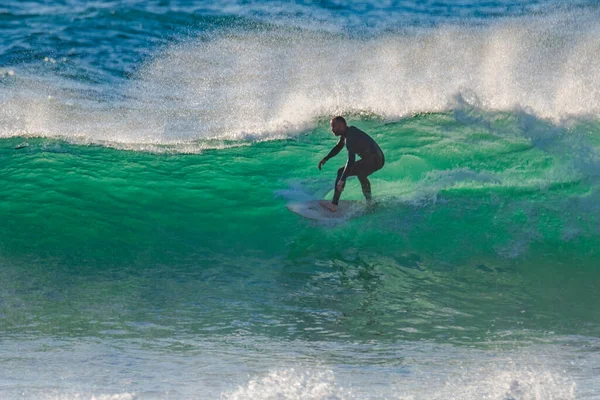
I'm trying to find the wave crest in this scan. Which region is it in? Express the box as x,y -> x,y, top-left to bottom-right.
2,11 -> 600,145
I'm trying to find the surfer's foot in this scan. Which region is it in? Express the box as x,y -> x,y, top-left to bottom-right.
366,200 -> 377,212
320,200 -> 338,212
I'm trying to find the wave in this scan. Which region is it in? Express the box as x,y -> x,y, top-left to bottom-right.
1,10 -> 600,147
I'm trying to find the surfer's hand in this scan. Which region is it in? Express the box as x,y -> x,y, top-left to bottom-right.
336,179 -> 345,191
318,158 -> 327,170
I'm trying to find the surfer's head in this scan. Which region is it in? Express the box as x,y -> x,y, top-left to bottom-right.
330,116 -> 347,136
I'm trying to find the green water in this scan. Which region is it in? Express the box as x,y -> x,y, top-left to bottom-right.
2,112 -> 600,348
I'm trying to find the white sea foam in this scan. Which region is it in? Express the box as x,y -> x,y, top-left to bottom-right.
223,359 -> 575,400
223,368 -> 350,400
1,10 -> 599,146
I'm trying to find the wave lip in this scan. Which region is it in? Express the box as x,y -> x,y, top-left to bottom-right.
124,8 -> 600,141
1,10 -> 600,146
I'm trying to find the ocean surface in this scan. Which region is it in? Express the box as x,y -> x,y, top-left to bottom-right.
2,0 -> 600,398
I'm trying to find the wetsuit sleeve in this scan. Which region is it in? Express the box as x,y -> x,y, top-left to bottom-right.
341,150 -> 356,180
324,137 -> 345,161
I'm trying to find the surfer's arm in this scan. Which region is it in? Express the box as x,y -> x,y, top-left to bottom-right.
319,137 -> 345,170
325,137 -> 345,161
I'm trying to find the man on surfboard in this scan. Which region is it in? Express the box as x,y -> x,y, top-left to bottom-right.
318,116 -> 385,212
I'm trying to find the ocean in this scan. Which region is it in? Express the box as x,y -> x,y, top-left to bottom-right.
1,0 -> 600,398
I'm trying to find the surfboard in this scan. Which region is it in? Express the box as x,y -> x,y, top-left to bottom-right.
286,200 -> 365,221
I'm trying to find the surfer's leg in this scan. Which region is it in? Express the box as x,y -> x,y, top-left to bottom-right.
357,175 -> 372,202
332,167 -> 345,205
354,158 -> 380,204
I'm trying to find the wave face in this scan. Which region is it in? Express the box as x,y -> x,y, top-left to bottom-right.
3,111 -> 600,333
2,1 -> 600,399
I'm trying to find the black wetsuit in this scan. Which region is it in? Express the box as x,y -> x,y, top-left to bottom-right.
323,126 -> 385,205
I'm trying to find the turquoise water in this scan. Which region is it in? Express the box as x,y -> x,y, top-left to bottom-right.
2,1 -> 600,398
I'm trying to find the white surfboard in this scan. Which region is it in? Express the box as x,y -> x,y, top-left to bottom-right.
286,200 -> 365,221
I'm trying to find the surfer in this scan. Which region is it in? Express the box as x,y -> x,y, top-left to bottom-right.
318,116 -> 385,212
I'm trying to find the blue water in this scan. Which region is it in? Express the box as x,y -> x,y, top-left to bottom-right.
2,1 -> 600,399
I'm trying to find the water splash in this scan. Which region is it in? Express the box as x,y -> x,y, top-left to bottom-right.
1,11 -> 600,147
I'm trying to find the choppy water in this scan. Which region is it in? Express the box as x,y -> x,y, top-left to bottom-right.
2,1 -> 600,399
